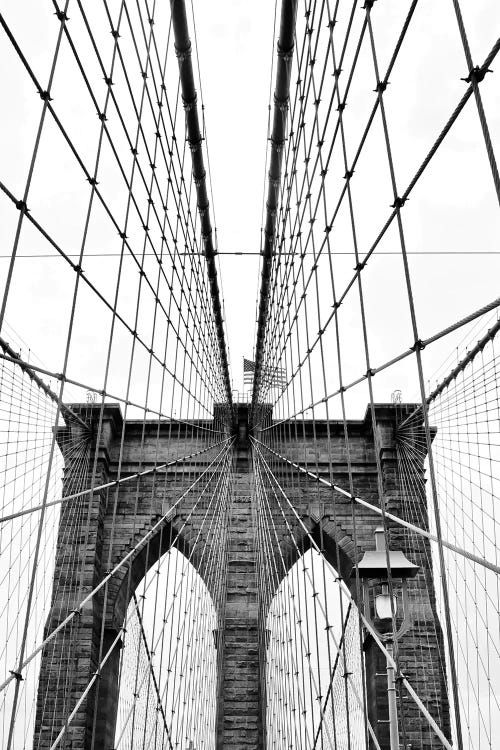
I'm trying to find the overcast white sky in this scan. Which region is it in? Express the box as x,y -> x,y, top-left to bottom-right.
0,0 -> 499,414
191,0 -> 500,404
1,3 -> 500,748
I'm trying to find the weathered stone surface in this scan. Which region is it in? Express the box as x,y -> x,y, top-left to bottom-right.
34,402 -> 450,749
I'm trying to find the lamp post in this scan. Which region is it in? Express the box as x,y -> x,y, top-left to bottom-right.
354,527 -> 420,750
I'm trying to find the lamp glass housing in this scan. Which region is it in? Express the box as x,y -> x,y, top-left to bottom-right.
374,592 -> 398,621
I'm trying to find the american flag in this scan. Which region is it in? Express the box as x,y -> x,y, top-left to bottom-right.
243,358 -> 286,389
243,358 -> 255,385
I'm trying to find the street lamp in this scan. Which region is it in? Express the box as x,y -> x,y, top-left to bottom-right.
354,527 -> 420,750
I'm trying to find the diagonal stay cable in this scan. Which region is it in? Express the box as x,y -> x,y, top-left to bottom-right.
252,437 -> 453,750
252,437 -> 500,577
0,337 -> 89,430
256,293 -> 500,431
0,438 -> 234,696
254,34 -> 500,415
0,349 -> 224,434
0,436 -> 231,524
169,0 -> 232,404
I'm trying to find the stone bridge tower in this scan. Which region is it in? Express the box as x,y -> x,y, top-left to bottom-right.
34,402 -> 450,749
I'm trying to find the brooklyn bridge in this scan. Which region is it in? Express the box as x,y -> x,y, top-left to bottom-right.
0,0 -> 499,748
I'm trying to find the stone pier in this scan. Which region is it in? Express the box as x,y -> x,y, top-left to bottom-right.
34,402 -> 450,749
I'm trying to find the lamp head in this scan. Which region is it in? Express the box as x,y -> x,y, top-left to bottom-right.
352,527 -> 420,581
352,527 -> 421,640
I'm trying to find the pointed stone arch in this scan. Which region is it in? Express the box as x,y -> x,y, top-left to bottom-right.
35,402 -> 451,750
34,404 -> 228,749
113,546 -> 219,750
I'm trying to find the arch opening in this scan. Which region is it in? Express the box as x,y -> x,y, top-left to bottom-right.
114,547 -> 219,750
264,548 -> 365,749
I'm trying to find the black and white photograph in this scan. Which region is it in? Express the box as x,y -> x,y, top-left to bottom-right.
0,1 -> 499,748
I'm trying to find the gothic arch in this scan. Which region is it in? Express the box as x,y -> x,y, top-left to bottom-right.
112,546 -> 219,750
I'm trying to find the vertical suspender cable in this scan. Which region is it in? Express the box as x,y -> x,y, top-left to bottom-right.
170,0 -> 232,407
252,0 -> 298,413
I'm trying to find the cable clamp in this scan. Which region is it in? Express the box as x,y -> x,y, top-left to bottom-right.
10,670 -> 23,682
131,147 -> 138,156
111,29 -> 120,39
265,199 -> 277,215
328,19 -> 336,30
337,101 -> 346,112
97,111 -> 107,122
188,136 -> 203,153
194,170 -> 206,187
55,10 -> 69,22
39,90 -> 53,102
87,177 -> 98,186
366,367 -> 375,377
15,199 -> 28,214
175,42 -> 192,63
461,64 -> 492,84
104,76 -> 113,87
269,136 -> 286,153
412,339 -> 425,351
344,169 -> 354,180
119,231 -> 127,240
363,0 -> 375,9
375,80 -> 388,93
273,93 -> 289,112
391,196 -> 407,208
277,42 -> 294,61
182,93 -> 198,111
354,260 -> 366,272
